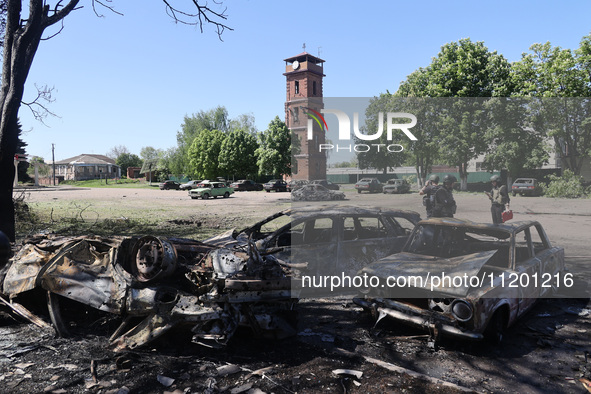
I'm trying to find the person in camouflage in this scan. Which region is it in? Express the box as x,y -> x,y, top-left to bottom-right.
432,175 -> 457,218
419,174 -> 440,218
485,175 -> 510,224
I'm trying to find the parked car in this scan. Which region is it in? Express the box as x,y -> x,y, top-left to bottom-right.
287,180 -> 308,192
354,178 -> 383,193
310,179 -> 340,190
230,179 -> 264,191
264,179 -> 288,192
179,180 -> 202,190
188,181 -> 234,199
159,180 -> 181,190
2,234 -> 295,350
291,184 -> 345,201
511,178 -> 543,196
354,218 -> 565,343
383,179 -> 411,194
205,206 -> 421,279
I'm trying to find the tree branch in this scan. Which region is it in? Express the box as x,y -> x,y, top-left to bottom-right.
162,0 -> 233,40
92,0 -> 124,18
43,0 -> 80,29
21,84 -> 58,125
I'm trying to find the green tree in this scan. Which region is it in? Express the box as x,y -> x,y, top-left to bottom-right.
511,38 -> 591,175
256,117 -> 293,177
357,93 -> 408,174
106,145 -> 130,160
159,147 -> 185,178
140,146 -> 161,162
395,39 -> 513,189
229,113 -> 258,134
481,98 -> 549,184
175,106 -> 230,174
27,155 -> 49,178
116,152 -> 142,177
219,129 -> 259,179
187,129 -> 226,179
0,1 -> 232,241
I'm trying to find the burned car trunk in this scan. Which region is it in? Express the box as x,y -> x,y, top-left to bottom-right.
1,235 -> 296,351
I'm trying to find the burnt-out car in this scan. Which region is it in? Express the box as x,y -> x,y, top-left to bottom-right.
383,179 -> 411,194
291,184 -> 345,201
1,235 -> 296,351
354,218 -> 565,343
206,206 -> 421,279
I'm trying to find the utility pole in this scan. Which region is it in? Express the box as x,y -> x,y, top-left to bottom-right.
52,144 -> 56,186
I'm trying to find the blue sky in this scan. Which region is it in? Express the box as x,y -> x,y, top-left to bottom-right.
19,0 -> 591,162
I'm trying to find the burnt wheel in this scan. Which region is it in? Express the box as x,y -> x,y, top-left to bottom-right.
484,309 -> 506,344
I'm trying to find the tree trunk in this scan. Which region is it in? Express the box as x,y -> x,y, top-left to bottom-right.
0,0 -> 79,241
458,162 -> 468,191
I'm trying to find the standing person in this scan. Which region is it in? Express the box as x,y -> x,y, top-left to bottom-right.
419,175 -> 440,218
432,175 -> 457,218
485,175 -> 510,224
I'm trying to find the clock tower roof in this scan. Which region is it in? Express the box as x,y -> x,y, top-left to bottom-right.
284,52 -> 325,76
283,52 -> 325,64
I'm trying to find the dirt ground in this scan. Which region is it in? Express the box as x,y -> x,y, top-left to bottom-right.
1,186 -> 590,393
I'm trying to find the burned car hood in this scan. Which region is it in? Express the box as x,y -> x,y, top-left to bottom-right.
204,229 -> 240,248
360,250 -> 497,298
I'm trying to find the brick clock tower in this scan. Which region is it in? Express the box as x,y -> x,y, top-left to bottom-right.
284,51 -> 327,181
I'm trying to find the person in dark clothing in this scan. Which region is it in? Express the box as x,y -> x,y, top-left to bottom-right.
432,175 -> 457,218
419,174 -> 440,218
485,175 -> 510,224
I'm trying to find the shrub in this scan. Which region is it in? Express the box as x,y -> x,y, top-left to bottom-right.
541,169 -> 586,198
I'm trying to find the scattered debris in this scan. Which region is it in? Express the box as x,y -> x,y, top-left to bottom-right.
332,368 -> 363,379
298,328 -> 335,343
157,374 -> 175,387
216,364 -> 241,377
230,382 -> 253,393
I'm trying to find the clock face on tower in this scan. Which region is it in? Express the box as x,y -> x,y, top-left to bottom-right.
292,60 -> 300,70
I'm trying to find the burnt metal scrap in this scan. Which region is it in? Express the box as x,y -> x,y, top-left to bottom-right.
1,234 -> 296,351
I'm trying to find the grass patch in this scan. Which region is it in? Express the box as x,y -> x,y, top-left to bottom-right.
14,198 -> 250,242
59,179 -> 159,189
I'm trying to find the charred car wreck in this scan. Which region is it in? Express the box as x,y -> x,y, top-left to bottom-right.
206,206 -> 421,280
354,218 -> 566,343
1,234 -> 296,351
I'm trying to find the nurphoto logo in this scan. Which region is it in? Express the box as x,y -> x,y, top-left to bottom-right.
305,108 -> 418,153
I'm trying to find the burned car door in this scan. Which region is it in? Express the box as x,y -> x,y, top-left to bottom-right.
511,228 -> 541,314
264,217 -> 339,276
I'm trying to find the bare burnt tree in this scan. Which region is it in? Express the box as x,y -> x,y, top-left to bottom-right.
0,1 -> 232,242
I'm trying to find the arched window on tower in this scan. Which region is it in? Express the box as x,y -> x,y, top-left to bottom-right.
295,81 -> 300,94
